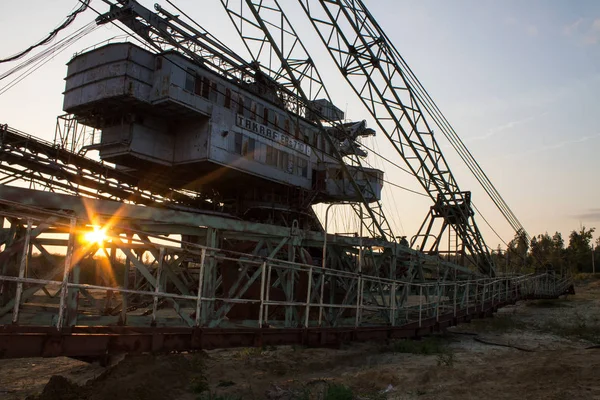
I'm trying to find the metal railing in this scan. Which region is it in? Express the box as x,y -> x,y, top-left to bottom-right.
0,211 -> 573,331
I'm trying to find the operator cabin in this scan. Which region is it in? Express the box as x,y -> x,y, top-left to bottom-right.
62,42 -> 384,210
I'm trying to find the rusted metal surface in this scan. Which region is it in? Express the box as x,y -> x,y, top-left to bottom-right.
0,190 -> 573,360
0,296 -> 573,359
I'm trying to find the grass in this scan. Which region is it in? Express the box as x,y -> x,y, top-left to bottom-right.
541,310 -> 600,344
379,335 -> 450,355
190,375 -> 210,395
526,299 -> 571,308
323,384 -> 353,400
573,273 -> 600,282
436,351 -> 456,367
197,394 -> 242,400
468,313 -> 527,333
188,356 -> 243,400
380,336 -> 456,366
233,347 -> 263,361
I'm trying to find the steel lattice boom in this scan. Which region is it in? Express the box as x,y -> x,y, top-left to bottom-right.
289,0 -> 495,274
220,0 -> 394,241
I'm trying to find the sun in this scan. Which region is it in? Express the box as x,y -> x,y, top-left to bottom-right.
83,226 -> 107,246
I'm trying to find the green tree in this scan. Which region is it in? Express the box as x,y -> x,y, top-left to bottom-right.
549,232 -> 566,272
530,233 -> 554,267
507,229 -> 529,272
492,244 -> 507,274
567,226 -> 595,272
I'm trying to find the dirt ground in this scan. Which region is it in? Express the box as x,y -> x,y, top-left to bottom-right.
1,278 -> 599,400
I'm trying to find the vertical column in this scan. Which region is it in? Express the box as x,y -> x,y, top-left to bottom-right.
304,265 -> 313,328
202,228 -> 218,326
259,262 -> 267,328
435,282 -> 440,322
12,219 -> 32,324
418,285 -> 423,328
481,283 -> 486,312
57,218 -> 76,330
465,281 -> 470,315
152,247 -> 165,326
355,276 -> 362,327
318,255 -> 326,327
104,242 -> 117,314
390,283 -> 396,326
67,262 -> 81,326
285,243 -> 296,327
355,239 -> 363,328
120,234 -> 131,325
453,282 -> 457,317
265,263 -> 272,326
195,248 -> 206,327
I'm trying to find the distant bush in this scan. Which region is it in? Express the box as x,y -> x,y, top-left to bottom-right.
324,384 -> 353,400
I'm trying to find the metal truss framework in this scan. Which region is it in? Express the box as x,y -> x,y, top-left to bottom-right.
0,123 -> 221,211
96,0 -> 253,84
220,0 -> 394,243
286,0 -> 494,274
0,187 -> 572,358
96,0 -> 395,243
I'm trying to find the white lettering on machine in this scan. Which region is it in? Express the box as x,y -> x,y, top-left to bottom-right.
236,114 -> 312,156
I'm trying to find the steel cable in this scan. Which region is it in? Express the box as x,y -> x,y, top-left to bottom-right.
0,0 -> 91,64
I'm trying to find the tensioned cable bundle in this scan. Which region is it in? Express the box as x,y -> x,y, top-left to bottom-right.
0,0 -> 91,64
342,1 -> 527,244
375,21 -> 529,242
0,22 -> 98,95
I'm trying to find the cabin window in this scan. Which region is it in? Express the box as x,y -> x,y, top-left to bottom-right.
299,126 -> 308,143
263,107 -> 269,126
155,57 -> 163,71
210,81 -> 218,102
250,101 -> 257,120
194,74 -> 203,95
185,68 -> 195,92
273,113 -> 279,129
297,157 -> 308,178
245,137 -> 256,160
237,95 -> 244,115
287,154 -> 294,174
285,119 -> 291,135
234,132 -> 243,155
279,151 -> 289,171
266,145 -> 277,166
224,88 -> 232,109
201,76 -> 210,98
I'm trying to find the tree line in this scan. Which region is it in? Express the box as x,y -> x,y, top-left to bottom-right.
491,226 -> 598,275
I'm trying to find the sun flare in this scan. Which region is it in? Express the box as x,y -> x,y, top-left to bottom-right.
83,226 -> 107,246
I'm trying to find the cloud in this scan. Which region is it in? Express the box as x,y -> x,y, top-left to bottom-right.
466,112 -> 545,142
563,17 -> 600,45
563,18 -> 584,36
527,25 -> 539,37
584,18 -> 600,44
494,132 -> 600,160
502,16 -> 539,37
574,209 -> 600,222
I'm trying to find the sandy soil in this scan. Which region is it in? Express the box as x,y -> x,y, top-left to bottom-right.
1,279 -> 599,400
